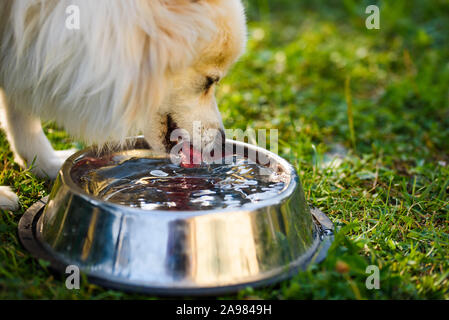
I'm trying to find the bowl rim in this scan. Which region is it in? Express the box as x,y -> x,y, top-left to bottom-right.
58,137 -> 301,217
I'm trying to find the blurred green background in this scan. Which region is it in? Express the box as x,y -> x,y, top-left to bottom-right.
1,0 -> 448,299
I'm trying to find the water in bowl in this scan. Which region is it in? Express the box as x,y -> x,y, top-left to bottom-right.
71,153 -> 287,211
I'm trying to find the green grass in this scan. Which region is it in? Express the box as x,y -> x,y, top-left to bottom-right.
1,0 -> 448,299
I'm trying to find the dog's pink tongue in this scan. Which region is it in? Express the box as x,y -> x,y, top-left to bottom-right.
180,143 -> 203,168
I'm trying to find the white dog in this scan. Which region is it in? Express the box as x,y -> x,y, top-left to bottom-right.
0,0 -> 247,210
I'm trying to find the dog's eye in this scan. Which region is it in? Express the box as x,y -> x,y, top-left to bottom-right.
203,76 -> 219,91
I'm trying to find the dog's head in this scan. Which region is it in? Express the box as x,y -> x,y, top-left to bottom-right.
140,0 -> 247,158
4,0 -> 246,154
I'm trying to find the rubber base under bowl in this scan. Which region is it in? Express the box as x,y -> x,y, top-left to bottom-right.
18,196 -> 334,296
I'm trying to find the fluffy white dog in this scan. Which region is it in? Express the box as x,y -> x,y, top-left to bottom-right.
0,0 -> 247,210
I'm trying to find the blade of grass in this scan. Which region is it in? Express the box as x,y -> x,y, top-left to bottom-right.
345,76 -> 356,151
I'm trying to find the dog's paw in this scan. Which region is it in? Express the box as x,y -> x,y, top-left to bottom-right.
56,148 -> 78,162
31,149 -> 77,179
0,186 -> 20,211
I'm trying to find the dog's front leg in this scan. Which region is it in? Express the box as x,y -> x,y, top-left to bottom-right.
2,101 -> 75,179
0,186 -> 19,211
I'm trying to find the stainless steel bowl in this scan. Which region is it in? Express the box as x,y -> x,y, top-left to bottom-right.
19,137 -> 333,295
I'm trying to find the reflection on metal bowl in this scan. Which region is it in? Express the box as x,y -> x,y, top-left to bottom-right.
19,137 -> 333,295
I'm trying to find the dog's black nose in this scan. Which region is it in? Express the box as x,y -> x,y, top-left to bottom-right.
208,128 -> 227,160
219,128 -> 226,145
217,128 -> 227,153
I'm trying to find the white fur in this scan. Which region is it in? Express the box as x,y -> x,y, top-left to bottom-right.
0,186 -> 19,211
0,0 -> 247,211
